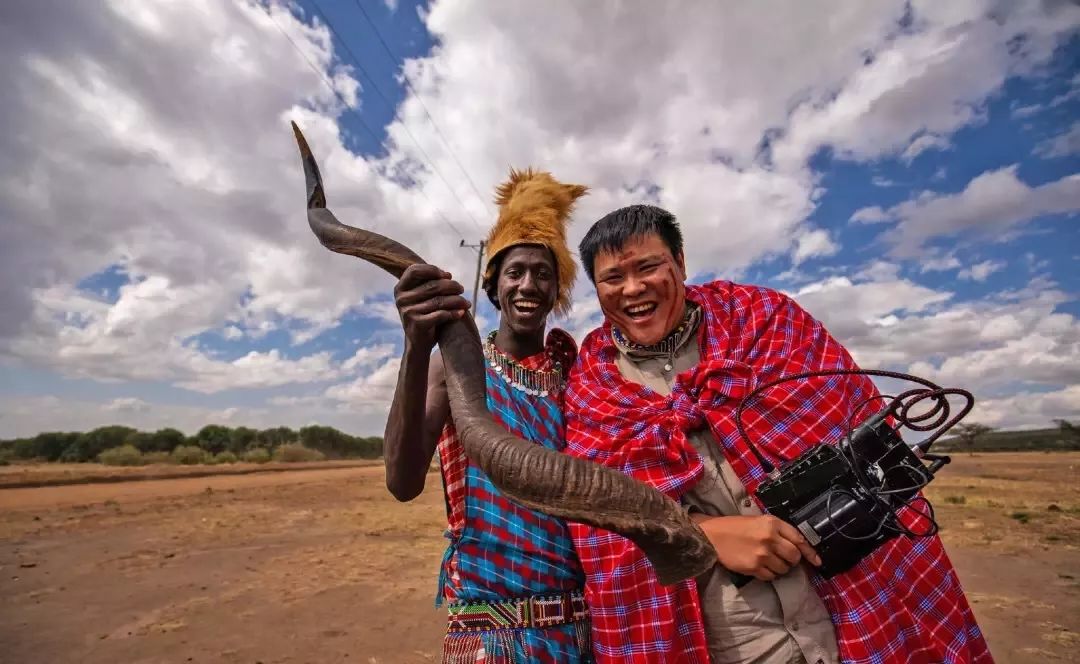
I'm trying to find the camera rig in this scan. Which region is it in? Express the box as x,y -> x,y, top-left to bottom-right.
729,369 -> 974,585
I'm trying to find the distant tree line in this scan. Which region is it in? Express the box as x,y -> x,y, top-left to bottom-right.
936,420 -> 1080,453
0,425 -> 385,464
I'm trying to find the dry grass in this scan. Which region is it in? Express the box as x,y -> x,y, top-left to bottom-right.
0,459 -> 379,488
923,452 -> 1080,553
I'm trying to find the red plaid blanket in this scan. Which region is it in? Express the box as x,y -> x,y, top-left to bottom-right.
564,280 -> 991,663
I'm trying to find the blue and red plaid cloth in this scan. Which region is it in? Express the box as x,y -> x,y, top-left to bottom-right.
436,328 -> 589,662
564,280 -> 992,664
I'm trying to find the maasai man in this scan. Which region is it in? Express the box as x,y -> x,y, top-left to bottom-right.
383,169 -> 594,663
563,204 -> 991,664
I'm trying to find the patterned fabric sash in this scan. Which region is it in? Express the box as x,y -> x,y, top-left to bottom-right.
446,590 -> 589,633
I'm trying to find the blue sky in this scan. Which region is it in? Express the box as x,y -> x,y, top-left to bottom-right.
0,1 -> 1077,437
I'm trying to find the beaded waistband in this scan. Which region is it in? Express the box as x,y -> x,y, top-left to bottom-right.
446,589 -> 588,632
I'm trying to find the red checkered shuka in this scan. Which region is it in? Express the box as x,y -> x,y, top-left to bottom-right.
563,280 -> 991,664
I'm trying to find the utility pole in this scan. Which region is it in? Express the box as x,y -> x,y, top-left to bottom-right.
460,239 -> 486,317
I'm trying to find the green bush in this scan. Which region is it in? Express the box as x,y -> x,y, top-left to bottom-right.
212,451 -> 238,465
228,427 -> 258,455
171,445 -> 208,465
272,443 -> 325,463
242,447 -> 272,463
256,427 -> 296,450
141,451 -> 172,465
194,425 -> 232,455
147,428 -> 186,453
60,426 -> 139,462
98,444 -> 143,466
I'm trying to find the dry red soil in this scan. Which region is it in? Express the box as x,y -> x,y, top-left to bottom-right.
1,453 -> 1077,663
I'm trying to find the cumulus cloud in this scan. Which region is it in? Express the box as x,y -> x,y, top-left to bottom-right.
2,0 -> 1077,435
1010,104 -> 1043,119
850,206 -> 891,224
919,253 -> 962,273
1049,72 -> 1080,107
771,0 -> 1080,169
968,385 -> 1080,430
324,357 -> 401,409
1034,121 -> 1080,159
105,397 -> 151,413
900,134 -> 951,163
791,228 -> 840,266
341,343 -> 396,373
958,259 -> 1005,282
872,166 -> 1080,256
791,275 -> 1080,400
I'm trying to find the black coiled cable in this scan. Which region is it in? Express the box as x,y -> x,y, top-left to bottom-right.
734,369 -> 974,543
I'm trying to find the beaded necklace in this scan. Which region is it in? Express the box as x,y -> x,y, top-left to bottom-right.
482,330 -> 568,398
611,301 -> 702,372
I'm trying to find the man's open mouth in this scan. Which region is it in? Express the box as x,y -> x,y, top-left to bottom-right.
513,300 -> 543,315
624,302 -> 657,321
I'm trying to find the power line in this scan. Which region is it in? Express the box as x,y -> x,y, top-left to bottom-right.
265,7 -> 471,241
267,10 -> 383,147
310,0 -> 487,235
351,0 -> 493,227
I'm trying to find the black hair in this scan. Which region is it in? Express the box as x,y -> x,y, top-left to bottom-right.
578,204 -> 684,282
481,244 -> 557,311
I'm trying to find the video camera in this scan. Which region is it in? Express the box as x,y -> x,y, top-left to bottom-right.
730,369 -> 972,586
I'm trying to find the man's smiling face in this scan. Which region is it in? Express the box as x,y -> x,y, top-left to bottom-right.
496,245 -> 558,336
593,233 -> 687,345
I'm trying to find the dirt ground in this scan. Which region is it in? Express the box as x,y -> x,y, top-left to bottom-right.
0,460 -> 376,489
1,453 -> 1077,663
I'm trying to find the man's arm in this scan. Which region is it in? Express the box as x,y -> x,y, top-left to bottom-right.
382,264 -> 468,502
384,348 -> 449,501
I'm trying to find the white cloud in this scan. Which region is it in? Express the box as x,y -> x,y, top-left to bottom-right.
792,275 -> 1080,406
874,166 -> 1080,256
1034,121 -> 1080,159
850,205 -> 891,224
1010,103 -> 1043,119
771,0 -> 1080,169
223,325 -> 244,340
177,349 -> 341,393
1049,72 -> 1080,107
901,133 -> 951,162
968,385 -> 1080,430
324,357 -> 401,410
958,259 -> 1005,282
919,253 -> 962,273
1,1 -> 1077,436
791,275 -> 954,367
791,228 -> 839,266
105,397 -> 150,413
341,343 -> 396,372
854,260 -> 902,282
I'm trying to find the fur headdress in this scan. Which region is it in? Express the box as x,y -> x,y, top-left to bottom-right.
484,168 -> 588,317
